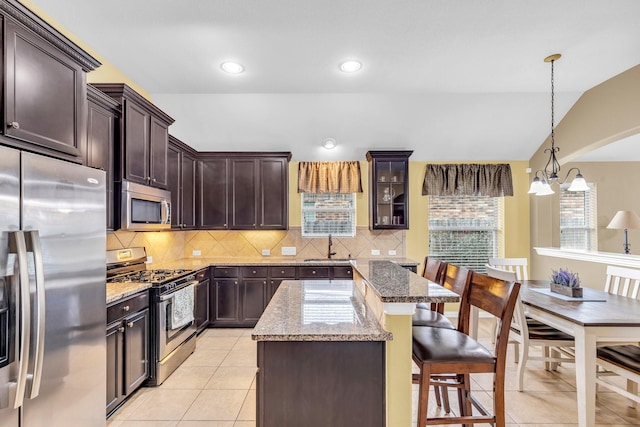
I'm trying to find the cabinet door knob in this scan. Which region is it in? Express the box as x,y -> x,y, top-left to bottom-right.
234,281 -> 238,285
7,121 -> 19,129
118,327 -> 125,333
122,305 -> 130,312
127,322 -> 134,328
152,178 -> 157,182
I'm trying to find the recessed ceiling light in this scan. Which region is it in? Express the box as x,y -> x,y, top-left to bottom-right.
339,60 -> 362,73
322,138 -> 337,149
221,62 -> 244,74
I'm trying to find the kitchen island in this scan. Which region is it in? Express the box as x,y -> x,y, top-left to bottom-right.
252,260 -> 459,427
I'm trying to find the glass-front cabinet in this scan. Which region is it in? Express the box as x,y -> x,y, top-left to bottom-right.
366,150 -> 413,230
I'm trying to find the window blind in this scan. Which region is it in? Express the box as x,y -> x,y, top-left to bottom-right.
560,183 -> 597,250
428,195 -> 503,272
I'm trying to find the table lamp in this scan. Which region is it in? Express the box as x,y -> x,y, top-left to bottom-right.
607,210 -> 640,254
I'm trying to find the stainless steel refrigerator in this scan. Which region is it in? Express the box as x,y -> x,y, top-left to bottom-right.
0,146 -> 106,426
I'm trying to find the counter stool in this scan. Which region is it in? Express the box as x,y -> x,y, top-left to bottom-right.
412,264 -> 472,412
412,271 -> 520,427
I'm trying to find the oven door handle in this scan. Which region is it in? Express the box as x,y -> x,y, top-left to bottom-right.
159,280 -> 199,301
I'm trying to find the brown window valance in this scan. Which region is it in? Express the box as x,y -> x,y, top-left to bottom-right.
298,161 -> 363,194
422,163 -> 513,197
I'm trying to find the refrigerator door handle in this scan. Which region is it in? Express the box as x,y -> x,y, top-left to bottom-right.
8,231 -> 31,409
25,230 -> 45,399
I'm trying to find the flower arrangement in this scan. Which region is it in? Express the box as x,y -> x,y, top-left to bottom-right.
550,268 -> 583,297
550,268 -> 581,288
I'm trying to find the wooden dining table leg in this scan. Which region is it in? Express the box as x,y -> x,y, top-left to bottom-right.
574,328 -> 598,427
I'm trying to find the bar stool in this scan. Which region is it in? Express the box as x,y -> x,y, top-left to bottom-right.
413,263 -> 469,329
412,271 -> 521,427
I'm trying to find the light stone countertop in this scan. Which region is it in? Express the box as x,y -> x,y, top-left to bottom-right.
106,257 -> 421,304
353,260 -> 460,304
152,257 -> 419,270
106,282 -> 151,305
252,280 -> 392,342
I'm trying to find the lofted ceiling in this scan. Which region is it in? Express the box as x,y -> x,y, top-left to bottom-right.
31,0 -> 640,161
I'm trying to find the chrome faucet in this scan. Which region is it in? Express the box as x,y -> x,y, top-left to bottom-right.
327,234 -> 337,259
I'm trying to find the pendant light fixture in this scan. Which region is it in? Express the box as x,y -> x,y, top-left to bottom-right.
528,54 -> 589,196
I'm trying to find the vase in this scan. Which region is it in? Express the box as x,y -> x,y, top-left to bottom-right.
550,283 -> 583,298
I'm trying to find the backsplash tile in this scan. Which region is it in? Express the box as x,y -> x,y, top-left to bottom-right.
107,227 -> 405,263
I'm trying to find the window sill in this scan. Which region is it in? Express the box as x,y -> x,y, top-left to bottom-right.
534,247 -> 640,268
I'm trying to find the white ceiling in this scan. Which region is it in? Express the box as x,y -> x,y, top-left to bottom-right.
32,0 -> 640,161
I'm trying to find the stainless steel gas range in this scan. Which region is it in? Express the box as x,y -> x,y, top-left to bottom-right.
107,247 -> 197,386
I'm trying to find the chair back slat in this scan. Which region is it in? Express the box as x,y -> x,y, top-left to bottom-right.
422,257 -> 447,284
604,265 -> 640,299
488,257 -> 529,281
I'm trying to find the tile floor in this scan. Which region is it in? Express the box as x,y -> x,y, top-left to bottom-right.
107,319 -> 640,426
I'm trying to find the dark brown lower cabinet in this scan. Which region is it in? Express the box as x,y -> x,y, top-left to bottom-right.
241,279 -> 267,324
212,278 -> 240,325
106,293 -> 149,416
257,341 -> 385,427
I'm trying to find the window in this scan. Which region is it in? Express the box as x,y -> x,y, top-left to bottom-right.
301,193 -> 356,237
560,183 -> 597,250
428,195 -> 503,273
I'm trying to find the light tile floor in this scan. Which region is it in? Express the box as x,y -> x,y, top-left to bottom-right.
108,320 -> 640,426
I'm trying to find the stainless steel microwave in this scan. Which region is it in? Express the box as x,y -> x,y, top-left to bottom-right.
119,180 -> 171,231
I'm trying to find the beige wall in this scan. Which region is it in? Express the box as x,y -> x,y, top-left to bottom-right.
529,65 -> 640,282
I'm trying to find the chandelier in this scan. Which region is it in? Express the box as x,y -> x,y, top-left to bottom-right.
528,54 -> 589,196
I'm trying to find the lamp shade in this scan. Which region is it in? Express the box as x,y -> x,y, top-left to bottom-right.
607,211 -> 640,230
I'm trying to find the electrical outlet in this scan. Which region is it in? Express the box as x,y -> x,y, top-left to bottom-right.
281,246 -> 297,256
371,249 -> 380,256
192,250 -> 201,256
146,256 -> 153,264
262,249 -> 271,256
388,250 -> 397,256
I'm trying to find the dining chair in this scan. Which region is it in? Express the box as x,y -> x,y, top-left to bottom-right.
488,257 -> 529,280
486,258 -> 529,343
595,265 -> 640,407
412,271 -> 520,427
603,265 -> 640,298
485,264 -> 575,391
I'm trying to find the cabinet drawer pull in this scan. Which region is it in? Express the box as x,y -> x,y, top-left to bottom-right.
127,322 -> 134,328
252,270 -> 257,274
118,327 -> 125,333
312,270 -> 316,275
122,305 -> 130,312
7,121 -> 20,129
281,270 -> 285,274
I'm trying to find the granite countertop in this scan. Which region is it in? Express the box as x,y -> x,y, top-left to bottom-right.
153,257 -> 419,270
353,260 -> 459,304
106,257 -> 422,304
252,280 -> 392,342
106,282 -> 152,305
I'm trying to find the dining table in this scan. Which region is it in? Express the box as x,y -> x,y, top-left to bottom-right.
519,280 -> 640,427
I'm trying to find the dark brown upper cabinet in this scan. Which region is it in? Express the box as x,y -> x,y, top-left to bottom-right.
197,152 -> 291,230
0,1 -> 100,161
91,84 -> 174,189
85,85 -> 120,230
168,135 -> 197,230
366,150 -> 413,230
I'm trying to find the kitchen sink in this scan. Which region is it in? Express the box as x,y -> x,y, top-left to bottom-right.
303,258 -> 352,262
